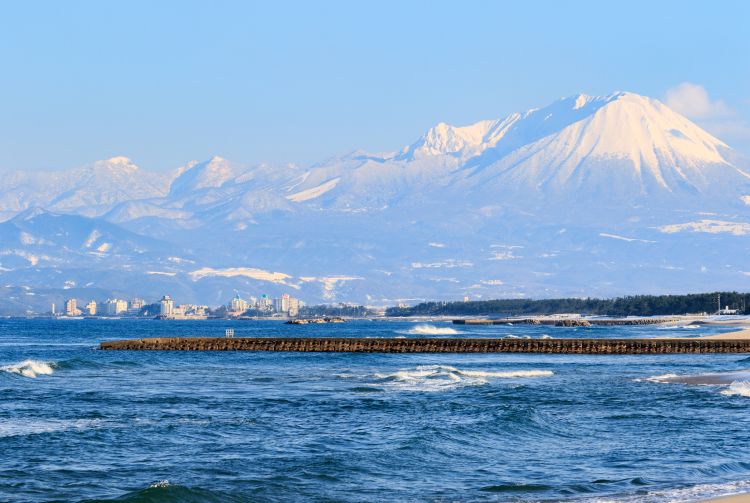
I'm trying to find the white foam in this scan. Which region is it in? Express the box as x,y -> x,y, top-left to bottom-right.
1,359 -> 55,378
656,324 -> 700,330
148,480 -> 172,489
584,479 -> 750,503
640,373 -> 679,383
0,418 -> 100,438
372,365 -> 552,391
406,324 -> 458,335
722,381 -> 750,397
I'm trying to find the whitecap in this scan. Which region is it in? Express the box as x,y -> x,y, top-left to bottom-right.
581,479 -> 750,503
1,359 -> 55,378
722,381 -> 750,397
644,371 -> 750,385
406,324 -> 458,336
0,418 -> 101,438
372,365 -> 553,392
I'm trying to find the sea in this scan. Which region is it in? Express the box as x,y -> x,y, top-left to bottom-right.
2,318 -> 750,503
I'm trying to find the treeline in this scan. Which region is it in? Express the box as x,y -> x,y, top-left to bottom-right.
300,304 -> 376,318
385,292 -> 750,317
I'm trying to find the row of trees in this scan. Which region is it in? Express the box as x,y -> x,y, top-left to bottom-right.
385,292 -> 750,317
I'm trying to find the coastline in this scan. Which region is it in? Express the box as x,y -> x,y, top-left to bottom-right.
703,493 -> 750,502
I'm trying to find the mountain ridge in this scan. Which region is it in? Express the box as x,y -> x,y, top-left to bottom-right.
1,91 -> 749,311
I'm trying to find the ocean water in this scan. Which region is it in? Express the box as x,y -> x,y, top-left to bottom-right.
2,318 -> 750,502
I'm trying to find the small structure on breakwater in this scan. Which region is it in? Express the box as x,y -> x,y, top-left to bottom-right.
99,337 -> 750,354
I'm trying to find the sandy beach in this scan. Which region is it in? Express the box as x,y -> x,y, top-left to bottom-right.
702,493 -> 750,502
698,328 -> 750,340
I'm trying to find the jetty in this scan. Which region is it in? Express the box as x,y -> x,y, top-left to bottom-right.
452,317 -> 683,326
100,337 -> 750,353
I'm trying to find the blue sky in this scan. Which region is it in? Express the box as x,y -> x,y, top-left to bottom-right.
1,0 -> 749,171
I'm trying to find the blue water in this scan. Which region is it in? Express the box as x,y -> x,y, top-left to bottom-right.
2,319 -> 750,502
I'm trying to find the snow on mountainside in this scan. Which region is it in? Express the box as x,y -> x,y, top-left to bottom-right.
467,93 -> 744,199
1,91 -> 750,310
0,157 -> 171,220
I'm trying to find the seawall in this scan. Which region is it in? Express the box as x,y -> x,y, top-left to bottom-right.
100,337 -> 750,353
452,317 -> 683,326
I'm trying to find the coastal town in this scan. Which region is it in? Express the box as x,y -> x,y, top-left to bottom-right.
54,292 -> 307,319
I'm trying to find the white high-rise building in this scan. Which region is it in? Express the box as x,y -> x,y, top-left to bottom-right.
85,300 -> 97,316
160,295 -> 174,317
229,294 -> 247,313
104,299 -> 128,315
64,298 -> 80,316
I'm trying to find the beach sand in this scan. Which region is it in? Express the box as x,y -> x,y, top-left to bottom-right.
698,328 -> 750,340
701,493 -> 750,502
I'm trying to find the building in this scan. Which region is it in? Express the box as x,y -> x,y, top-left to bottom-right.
288,297 -> 300,317
229,294 -> 247,314
273,294 -> 291,314
129,298 -> 145,315
64,298 -> 81,316
273,293 -> 301,317
104,299 -> 128,316
160,295 -> 174,317
258,294 -> 272,311
85,300 -> 97,316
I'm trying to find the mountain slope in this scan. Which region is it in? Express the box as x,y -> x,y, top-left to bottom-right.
1,91 -> 750,310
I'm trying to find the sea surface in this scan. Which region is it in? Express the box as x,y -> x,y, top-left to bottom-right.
2,318 -> 750,502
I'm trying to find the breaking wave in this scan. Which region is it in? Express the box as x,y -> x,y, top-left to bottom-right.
81,481 -> 246,502
580,479 -> 750,503
406,324 -> 458,335
642,370 -> 750,398
0,418 -> 103,438
372,365 -> 553,391
722,381 -> 750,397
1,359 -> 55,378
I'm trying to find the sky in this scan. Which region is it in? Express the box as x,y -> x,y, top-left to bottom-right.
0,0 -> 749,171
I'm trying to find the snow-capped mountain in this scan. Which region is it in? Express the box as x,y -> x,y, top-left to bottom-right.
1,91 -> 749,312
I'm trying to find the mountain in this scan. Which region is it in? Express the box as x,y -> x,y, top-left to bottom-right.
1,91 -> 749,311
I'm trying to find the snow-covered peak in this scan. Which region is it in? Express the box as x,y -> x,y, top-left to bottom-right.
168,156 -> 239,196
86,156 -> 140,174
471,90 -> 742,198
398,116 -> 522,161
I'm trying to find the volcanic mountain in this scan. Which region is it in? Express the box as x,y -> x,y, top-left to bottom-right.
1,91 -> 749,312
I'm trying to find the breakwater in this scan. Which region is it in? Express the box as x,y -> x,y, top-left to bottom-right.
452,317 -> 683,326
100,337 -> 750,353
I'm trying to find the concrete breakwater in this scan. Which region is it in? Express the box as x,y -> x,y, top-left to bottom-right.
453,317 -> 683,326
100,337 -> 750,353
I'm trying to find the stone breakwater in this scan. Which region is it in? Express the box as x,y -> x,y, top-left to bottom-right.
99,337 -> 750,354
453,317 -> 683,326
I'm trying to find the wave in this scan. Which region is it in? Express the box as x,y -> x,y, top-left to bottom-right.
406,324 -> 458,335
722,381 -> 750,397
372,365 -> 553,391
642,370 -> 750,398
80,481 -> 247,502
582,479 -> 750,503
656,325 -> 701,330
0,359 -> 55,378
0,418 -> 102,438
643,370 -> 750,385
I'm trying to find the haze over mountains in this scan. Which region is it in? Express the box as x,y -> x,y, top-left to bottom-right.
2,91 -> 749,313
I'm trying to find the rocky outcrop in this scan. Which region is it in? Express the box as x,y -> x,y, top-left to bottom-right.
555,319 -> 592,327
285,317 -> 346,325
